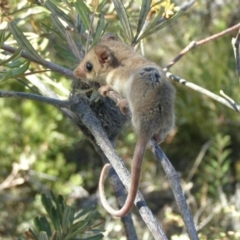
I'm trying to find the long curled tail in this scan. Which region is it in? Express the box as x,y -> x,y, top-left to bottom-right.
98,137 -> 149,217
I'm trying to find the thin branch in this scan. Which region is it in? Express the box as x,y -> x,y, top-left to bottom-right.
89,138 -> 139,240
231,28 -> 240,80
69,94 -> 168,240
165,23 -> 240,70
219,90 -> 238,105
180,0 -> 196,11
1,44 -> 76,80
0,163 -> 24,190
0,90 -> 69,108
109,167 -> 139,240
196,203 -> 222,231
186,141 -> 211,182
148,140 -> 199,240
166,72 -> 240,113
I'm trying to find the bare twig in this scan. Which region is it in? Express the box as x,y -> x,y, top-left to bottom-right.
196,203 -> 222,231
148,140 -> 199,240
231,28 -> 240,80
69,94 -> 168,240
180,0 -> 196,11
166,72 -> 240,113
219,90 -> 238,105
186,141 -> 211,182
109,167 -> 139,240
165,23 -> 240,70
0,163 -> 25,190
90,141 -> 139,240
0,90 -> 69,108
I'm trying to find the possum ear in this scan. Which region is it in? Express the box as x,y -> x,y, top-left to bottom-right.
101,33 -> 118,42
94,45 -> 113,64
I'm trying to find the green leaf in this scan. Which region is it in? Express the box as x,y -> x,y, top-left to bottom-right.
74,0 -> 91,29
74,205 -> 95,220
0,61 -> 30,82
112,0 -> 133,41
6,58 -> 25,68
0,30 -> 5,48
58,198 -> 64,210
85,210 -> 100,222
64,221 -> 89,240
209,146 -> 218,156
0,47 -> 22,65
80,234 -> 104,240
41,22 -> 66,41
68,210 -> 101,235
51,206 -> 62,233
137,5 -> 165,40
68,220 -> 85,233
62,206 -> 73,234
41,194 -> 61,233
8,22 -> 44,63
69,207 -> 75,228
39,217 -> 52,237
41,194 -> 54,217
220,135 -> 231,146
50,14 -> 67,39
45,0 -> 74,27
0,70 -> 12,82
219,150 -> 231,163
133,0 -> 152,42
97,0 -> 109,12
34,217 -> 42,231
50,191 -> 59,207
34,216 -> 52,237
53,45 -> 79,63
91,13 -> 106,47
39,231 -> 49,240
208,158 -> 219,168
56,195 -> 65,219
222,162 -> 230,173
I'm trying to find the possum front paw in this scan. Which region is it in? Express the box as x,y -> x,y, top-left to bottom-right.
116,99 -> 129,115
98,85 -> 112,97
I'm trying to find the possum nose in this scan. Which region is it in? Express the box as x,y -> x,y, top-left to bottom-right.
73,67 -> 86,78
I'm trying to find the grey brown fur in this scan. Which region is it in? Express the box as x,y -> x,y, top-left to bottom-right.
73,34 -> 175,217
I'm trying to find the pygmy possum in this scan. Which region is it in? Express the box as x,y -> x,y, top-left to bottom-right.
73,33 -> 175,217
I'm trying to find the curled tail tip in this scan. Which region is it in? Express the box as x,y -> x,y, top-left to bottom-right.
104,163 -> 111,169
99,163 -> 133,217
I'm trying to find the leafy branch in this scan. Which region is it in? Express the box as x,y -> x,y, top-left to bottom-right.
25,192 -> 104,240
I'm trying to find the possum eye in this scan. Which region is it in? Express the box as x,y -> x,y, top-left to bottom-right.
86,62 -> 93,72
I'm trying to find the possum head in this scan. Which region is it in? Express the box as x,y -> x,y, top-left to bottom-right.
73,44 -> 118,85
